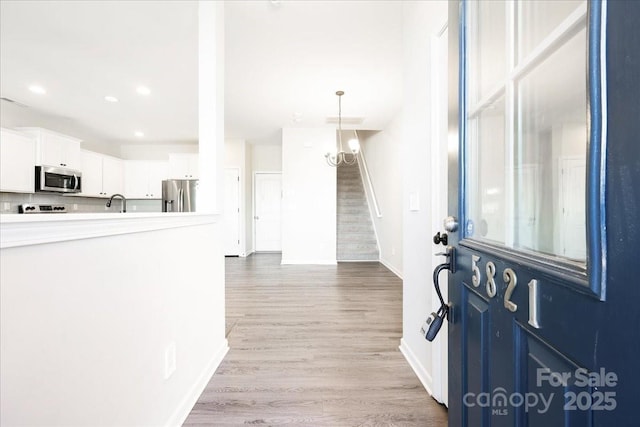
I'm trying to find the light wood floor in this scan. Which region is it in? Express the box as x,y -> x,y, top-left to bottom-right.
184,254 -> 448,426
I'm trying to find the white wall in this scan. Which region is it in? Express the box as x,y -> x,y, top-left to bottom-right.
0,223 -> 227,426
281,128 -> 336,264
251,143 -> 282,172
359,113 -> 404,277
399,0 -> 448,397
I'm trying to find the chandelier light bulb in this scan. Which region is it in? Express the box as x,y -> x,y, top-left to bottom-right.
348,138 -> 360,154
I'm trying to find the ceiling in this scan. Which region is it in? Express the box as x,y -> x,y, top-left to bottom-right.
0,1 -> 403,148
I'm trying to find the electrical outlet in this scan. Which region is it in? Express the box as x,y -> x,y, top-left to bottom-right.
2,202 -> 10,211
391,246 -> 396,256
132,205 -> 137,211
164,342 -> 176,380
73,203 -> 78,211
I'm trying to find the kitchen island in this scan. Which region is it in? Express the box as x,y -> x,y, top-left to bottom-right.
0,212 -> 228,426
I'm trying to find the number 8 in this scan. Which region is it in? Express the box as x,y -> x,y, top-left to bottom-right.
486,262 -> 497,298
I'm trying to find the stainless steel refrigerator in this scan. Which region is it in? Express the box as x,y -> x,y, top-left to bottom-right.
162,179 -> 198,212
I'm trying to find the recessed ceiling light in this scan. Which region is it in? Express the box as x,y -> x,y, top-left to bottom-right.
28,85 -> 46,95
136,86 -> 151,96
134,131 -> 144,137
104,95 -> 119,103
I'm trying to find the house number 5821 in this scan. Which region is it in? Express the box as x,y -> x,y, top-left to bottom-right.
470,258 -> 541,328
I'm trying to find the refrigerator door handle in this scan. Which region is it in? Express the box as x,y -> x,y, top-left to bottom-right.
179,188 -> 184,212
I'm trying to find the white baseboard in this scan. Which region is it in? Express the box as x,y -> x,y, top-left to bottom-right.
380,258 -> 403,279
167,339 -> 229,427
399,338 -> 434,397
280,259 -> 337,265
241,250 -> 254,258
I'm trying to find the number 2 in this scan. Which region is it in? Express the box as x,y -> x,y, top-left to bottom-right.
503,268 -> 517,312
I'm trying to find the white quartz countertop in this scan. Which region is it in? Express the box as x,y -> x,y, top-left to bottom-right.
0,211 -> 212,223
0,212 -> 219,248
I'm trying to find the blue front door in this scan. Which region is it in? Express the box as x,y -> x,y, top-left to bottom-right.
446,1 -> 640,426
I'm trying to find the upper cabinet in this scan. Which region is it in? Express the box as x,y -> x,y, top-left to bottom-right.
0,128 -> 36,193
17,127 -> 82,170
79,150 -> 123,198
123,160 -> 168,199
168,153 -> 199,179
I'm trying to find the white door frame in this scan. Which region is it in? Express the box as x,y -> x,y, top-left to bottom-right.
224,167 -> 241,256
253,171 -> 282,252
429,20 -> 449,406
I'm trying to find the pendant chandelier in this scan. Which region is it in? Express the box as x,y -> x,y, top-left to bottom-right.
325,90 -> 360,167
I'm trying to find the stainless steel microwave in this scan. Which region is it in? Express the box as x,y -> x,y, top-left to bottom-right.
35,165 -> 82,193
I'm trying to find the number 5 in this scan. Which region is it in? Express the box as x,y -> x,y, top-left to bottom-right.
472,255 -> 481,287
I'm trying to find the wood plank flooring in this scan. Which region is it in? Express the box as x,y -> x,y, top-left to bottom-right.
184,254 -> 448,426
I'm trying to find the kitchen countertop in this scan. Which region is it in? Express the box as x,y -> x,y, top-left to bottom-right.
0,212 -> 220,249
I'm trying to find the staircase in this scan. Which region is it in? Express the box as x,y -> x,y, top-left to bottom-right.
337,162 -> 379,261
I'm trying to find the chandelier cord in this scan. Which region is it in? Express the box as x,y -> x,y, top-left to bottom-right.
337,92 -> 343,153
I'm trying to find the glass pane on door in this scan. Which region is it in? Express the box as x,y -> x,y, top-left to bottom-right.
467,0 -> 506,105
467,97 -> 506,245
515,29 -> 587,261
516,0 -> 584,61
465,1 -> 588,265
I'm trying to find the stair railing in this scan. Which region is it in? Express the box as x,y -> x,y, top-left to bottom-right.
357,143 -> 382,218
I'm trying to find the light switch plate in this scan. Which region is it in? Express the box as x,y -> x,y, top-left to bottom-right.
409,192 -> 420,211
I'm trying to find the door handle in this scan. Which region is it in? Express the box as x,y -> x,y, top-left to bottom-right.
254,216 -> 259,220
443,215 -> 459,232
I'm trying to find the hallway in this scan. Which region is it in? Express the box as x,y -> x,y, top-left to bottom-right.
184,254 -> 447,425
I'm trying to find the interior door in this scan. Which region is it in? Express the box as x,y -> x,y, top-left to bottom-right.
446,1 -> 640,426
254,172 -> 282,252
223,168 -> 241,256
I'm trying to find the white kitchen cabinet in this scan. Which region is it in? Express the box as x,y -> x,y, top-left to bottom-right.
79,150 -> 123,197
17,127 -> 82,170
123,160 -> 168,199
168,153 -> 199,179
0,128 -> 36,193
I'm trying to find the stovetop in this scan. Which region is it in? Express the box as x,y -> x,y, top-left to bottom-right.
18,204 -> 67,214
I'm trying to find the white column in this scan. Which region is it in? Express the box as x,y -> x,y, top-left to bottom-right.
198,0 -> 224,213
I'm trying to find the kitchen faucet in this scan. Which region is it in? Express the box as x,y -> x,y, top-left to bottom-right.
106,194 -> 127,213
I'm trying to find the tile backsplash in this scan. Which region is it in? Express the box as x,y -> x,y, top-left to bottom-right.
0,192 -> 162,214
